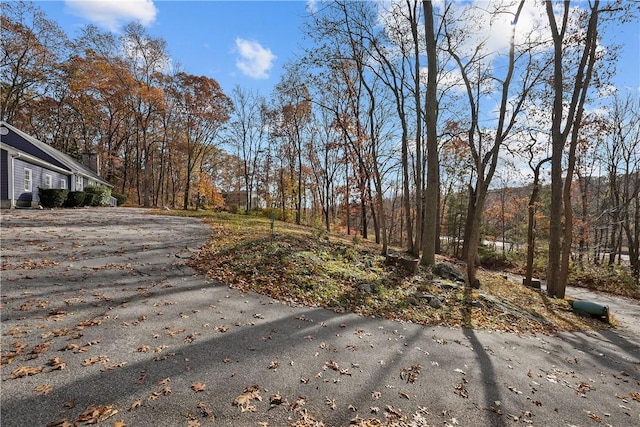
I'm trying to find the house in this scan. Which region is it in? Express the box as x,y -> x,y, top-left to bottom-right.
0,121 -> 113,209
221,191 -> 261,212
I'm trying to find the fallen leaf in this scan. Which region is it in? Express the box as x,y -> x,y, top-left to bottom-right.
385,405 -> 402,417
101,362 -> 127,372
324,360 -> 339,371
576,381 -> 592,395
507,385 -> 523,395
30,341 -> 52,357
588,412 -> 602,422
46,418 -> 72,427
11,365 -> 43,378
47,357 -> 66,370
82,356 -> 109,366
191,382 -> 206,392
129,399 -> 142,410
454,380 -> 468,399
400,364 -> 422,383
197,401 -> 214,419
233,385 -> 262,412
75,404 -> 119,424
326,397 -> 336,410
35,384 -> 53,395
4,327 -> 24,336
270,392 -> 285,407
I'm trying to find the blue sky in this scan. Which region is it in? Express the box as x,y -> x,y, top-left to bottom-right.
37,0 -> 314,95
34,0 -> 640,97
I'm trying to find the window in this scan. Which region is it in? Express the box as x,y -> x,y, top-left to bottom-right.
75,175 -> 83,191
23,169 -> 32,192
44,174 -> 52,189
60,178 -> 67,189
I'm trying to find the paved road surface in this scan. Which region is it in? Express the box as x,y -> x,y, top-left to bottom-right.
1,208 -> 638,427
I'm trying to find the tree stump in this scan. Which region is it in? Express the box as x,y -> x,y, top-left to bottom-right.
385,253 -> 419,275
523,278 -> 541,289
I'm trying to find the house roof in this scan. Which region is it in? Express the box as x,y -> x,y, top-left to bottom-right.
0,121 -> 112,187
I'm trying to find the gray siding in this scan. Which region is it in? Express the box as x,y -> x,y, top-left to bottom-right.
1,149 -> 7,200
14,158 -> 68,205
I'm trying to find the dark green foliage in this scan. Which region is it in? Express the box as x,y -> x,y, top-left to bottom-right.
478,244 -> 511,269
83,191 -> 97,206
65,191 -> 86,207
84,185 -> 111,206
112,192 -> 127,206
38,188 -> 68,208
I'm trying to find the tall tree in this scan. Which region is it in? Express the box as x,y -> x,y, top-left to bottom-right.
1,0 -> 67,124
303,1 -> 381,242
121,23 -> 168,207
605,92 -> 640,281
273,67 -> 312,224
168,73 -> 232,210
228,86 -> 267,213
420,0 -> 440,266
545,0 -> 601,298
445,0 -> 542,287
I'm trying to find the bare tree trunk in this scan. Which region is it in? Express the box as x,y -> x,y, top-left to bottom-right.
525,157 -> 551,287
401,127 -> 414,253
420,0 -> 439,266
545,0 -> 600,298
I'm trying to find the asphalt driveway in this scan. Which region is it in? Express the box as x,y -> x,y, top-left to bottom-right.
1,208 -> 638,427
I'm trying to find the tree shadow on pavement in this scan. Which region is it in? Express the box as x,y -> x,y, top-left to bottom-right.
461,286 -> 506,427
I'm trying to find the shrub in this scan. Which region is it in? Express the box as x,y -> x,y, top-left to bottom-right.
84,185 -> 111,206
112,192 -> 127,206
38,188 -> 68,208
249,207 -> 286,221
65,191 -> 86,207
83,191 -> 97,206
477,244 -> 512,269
569,263 -> 639,298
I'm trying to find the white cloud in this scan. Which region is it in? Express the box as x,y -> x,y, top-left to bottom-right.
306,0 -> 319,14
66,0 -> 157,32
447,1 -> 548,59
235,38 -> 276,80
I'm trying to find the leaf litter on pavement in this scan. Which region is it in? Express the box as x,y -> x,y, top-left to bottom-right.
1,209 -> 635,427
